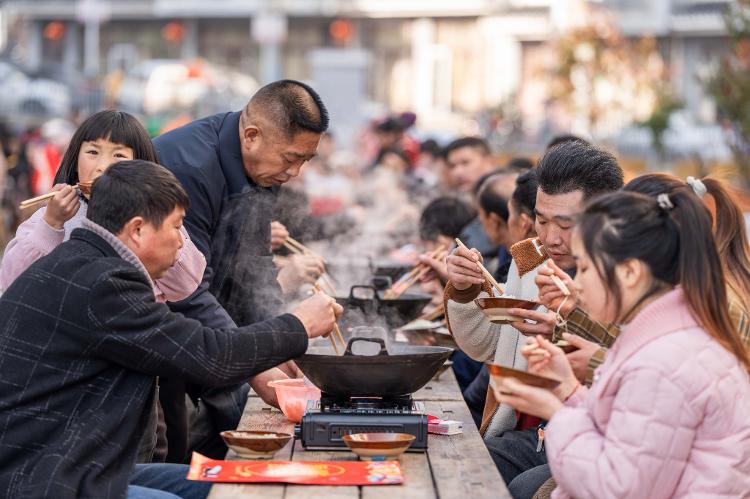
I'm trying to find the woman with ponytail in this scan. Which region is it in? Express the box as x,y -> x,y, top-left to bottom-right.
625,173 -> 750,348
491,189 -> 750,498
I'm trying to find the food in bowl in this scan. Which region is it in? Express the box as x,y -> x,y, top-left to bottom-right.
342,432 -> 415,461
267,379 -> 321,423
220,430 -> 292,459
474,296 -> 540,324
486,364 -> 561,392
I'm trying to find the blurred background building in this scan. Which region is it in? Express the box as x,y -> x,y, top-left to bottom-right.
1,0 -> 749,260
1,0 -> 747,182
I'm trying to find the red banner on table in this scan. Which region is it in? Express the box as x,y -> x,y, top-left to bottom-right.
187,452 -> 404,485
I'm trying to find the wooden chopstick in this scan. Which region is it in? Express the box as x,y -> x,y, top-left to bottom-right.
283,240 -> 302,255
550,274 -> 571,296
394,245 -> 447,285
19,182 -> 93,210
385,249 -> 448,299
384,245 -> 447,299
283,240 -> 337,295
418,303 -> 445,322
331,322 -> 346,351
19,191 -> 57,209
286,237 -> 308,254
318,273 -> 337,295
454,238 -> 504,296
312,284 -> 345,354
286,237 -> 328,264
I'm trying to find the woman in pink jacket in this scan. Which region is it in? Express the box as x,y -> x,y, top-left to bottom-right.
0,110 -> 205,301
494,188 -> 750,498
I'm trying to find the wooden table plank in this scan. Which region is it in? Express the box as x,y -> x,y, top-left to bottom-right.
425,400 -> 509,499
413,368 -> 464,401
361,450 -> 435,499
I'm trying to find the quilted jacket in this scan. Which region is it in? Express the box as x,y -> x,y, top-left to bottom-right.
546,288 -> 750,498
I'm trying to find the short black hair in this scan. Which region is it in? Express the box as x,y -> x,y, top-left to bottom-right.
246,79 -> 329,137
420,196 -> 476,241
87,160 -> 190,235
546,134 -> 588,150
443,137 -> 490,161
420,138 -> 442,156
506,157 -> 534,171
375,117 -> 405,133
472,167 -> 507,196
536,140 -> 623,200
478,174 -> 511,222
511,169 -> 538,217
54,110 -> 159,185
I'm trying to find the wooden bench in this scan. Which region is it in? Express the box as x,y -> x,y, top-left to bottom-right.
208,370 -> 511,499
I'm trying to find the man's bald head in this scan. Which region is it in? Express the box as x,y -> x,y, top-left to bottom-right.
238,80 -> 328,186
242,79 -> 329,139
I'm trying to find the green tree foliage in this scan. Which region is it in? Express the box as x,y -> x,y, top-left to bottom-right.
706,0 -> 750,185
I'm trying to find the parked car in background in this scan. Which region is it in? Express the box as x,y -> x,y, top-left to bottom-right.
0,60 -> 72,120
109,59 -> 258,117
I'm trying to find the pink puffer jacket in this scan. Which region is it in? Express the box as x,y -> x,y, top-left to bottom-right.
546,288 -> 750,498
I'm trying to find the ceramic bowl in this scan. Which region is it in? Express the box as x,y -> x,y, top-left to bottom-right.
342,432 -> 416,461
474,297 -> 540,324
220,430 -> 292,459
486,364 -> 561,391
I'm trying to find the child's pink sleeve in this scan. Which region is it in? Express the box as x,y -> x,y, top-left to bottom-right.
0,207 -> 66,292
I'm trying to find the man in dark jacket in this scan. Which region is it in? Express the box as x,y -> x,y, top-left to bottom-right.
153,79 -> 329,461
0,161 -> 340,499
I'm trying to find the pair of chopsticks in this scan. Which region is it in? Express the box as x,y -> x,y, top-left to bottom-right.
454,238 -> 504,296
383,245 -> 448,299
312,284 -> 346,355
19,182 -> 93,210
418,303 -> 445,322
283,236 -> 336,295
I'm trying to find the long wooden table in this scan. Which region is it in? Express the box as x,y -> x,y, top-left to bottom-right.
208,370 -> 510,499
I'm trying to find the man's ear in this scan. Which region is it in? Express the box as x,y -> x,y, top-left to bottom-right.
488,212 -> 506,231
520,212 -> 534,233
242,124 -> 260,145
117,216 -> 146,248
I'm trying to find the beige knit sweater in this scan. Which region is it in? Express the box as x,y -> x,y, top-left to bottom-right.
444,238 -> 548,438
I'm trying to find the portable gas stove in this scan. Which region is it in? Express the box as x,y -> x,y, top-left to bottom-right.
296,393 -> 429,451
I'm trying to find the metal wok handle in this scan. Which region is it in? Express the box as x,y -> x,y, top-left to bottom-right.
344,336 -> 389,357
347,285 -> 378,311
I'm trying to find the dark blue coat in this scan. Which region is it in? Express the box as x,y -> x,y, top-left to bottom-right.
154,111 -> 283,328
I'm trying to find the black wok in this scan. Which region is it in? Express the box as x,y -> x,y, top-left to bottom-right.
296,336 -> 453,398
370,259 -> 413,281
334,285 -> 431,329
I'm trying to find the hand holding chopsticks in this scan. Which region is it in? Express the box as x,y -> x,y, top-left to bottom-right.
282,236 -> 337,295
383,245 -> 448,299
454,238 -> 504,296
19,181 -> 93,210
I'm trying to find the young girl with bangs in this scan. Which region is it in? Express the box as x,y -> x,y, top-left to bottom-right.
1,109 -> 205,303
493,188 -> 750,498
